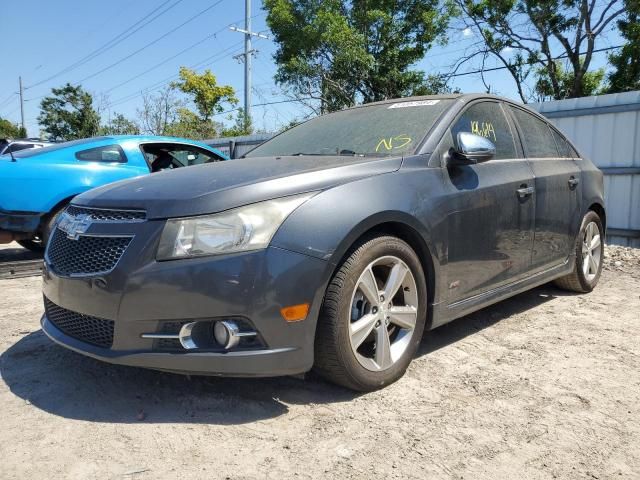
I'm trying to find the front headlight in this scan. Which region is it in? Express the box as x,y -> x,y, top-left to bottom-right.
157,193 -> 315,260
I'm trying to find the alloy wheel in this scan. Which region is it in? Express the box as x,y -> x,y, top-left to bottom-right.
582,221 -> 602,282
348,255 -> 419,371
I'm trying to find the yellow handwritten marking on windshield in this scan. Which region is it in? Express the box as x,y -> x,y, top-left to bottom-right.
470,120 -> 497,141
375,134 -> 413,152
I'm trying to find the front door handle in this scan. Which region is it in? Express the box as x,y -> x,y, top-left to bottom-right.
568,176 -> 580,189
517,185 -> 535,198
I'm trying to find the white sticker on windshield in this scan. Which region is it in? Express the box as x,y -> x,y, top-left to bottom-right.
388,100 -> 440,109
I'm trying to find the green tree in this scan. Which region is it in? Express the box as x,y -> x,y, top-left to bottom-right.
607,0 -> 640,93
168,67 -> 240,138
264,0 -> 451,113
451,0 -> 625,101
100,113 -> 140,135
171,67 -> 238,121
220,109 -> 253,137
535,60 -> 605,101
38,83 -> 100,140
0,118 -> 23,138
165,108 -> 220,139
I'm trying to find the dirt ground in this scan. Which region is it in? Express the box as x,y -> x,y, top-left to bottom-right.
0,243 -> 639,480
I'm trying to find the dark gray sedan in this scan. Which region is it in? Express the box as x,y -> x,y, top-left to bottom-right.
41,94 -> 605,391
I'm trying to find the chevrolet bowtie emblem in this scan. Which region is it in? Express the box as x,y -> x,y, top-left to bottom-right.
57,212 -> 92,240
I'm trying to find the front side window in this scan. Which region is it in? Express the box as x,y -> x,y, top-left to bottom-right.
246,99 -> 454,158
75,144 -> 126,163
451,102 -> 517,160
510,107 -> 559,158
141,143 -> 223,172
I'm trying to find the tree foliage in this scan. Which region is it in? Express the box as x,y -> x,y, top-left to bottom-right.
165,108 -> 220,139
171,67 -> 238,121
607,0 -> 640,93
38,83 -> 100,141
99,113 -> 140,135
264,0 -> 451,113
535,60 -> 605,101
0,118 -> 25,139
451,0 -> 626,102
137,87 -> 182,136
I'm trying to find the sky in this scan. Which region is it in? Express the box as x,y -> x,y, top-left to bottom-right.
0,0 -> 625,137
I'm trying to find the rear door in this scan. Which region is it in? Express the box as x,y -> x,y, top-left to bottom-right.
442,101 -> 536,303
508,106 -> 582,272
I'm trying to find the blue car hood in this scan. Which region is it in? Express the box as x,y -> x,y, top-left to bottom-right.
74,155 -> 402,219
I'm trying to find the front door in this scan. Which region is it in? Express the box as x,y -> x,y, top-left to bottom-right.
509,106 -> 582,272
442,101 -> 536,303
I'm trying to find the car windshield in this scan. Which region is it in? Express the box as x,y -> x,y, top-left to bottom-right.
245,99 -> 453,158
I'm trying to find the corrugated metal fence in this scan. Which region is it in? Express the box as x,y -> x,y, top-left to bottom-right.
206,91 -> 640,248
533,91 -> 640,247
204,133 -> 273,159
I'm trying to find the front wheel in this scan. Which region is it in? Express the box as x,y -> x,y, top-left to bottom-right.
554,210 -> 604,293
314,235 -> 427,391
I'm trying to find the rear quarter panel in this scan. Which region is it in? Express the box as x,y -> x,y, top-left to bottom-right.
0,144 -> 149,214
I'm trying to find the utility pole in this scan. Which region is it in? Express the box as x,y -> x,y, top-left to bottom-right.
230,0 -> 269,132
18,76 -> 25,137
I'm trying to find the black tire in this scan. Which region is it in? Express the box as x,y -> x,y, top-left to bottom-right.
314,235 -> 428,391
554,210 -> 604,293
17,239 -> 45,252
19,205 -> 67,253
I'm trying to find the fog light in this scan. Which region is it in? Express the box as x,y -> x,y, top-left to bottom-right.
214,320 -> 240,349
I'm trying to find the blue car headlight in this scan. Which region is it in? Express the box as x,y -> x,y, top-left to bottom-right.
157,193 -> 315,260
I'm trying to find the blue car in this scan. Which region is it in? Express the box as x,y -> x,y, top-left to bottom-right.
0,135 -> 226,250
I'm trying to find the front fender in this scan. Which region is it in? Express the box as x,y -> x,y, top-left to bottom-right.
271,168 -> 447,309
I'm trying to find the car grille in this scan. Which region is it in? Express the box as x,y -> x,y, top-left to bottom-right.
65,205 -> 146,222
47,228 -> 132,276
44,297 -> 115,348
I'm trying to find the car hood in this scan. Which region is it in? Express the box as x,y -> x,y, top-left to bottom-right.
74,155 -> 402,219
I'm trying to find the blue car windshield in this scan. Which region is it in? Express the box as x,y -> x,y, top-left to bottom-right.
3,137 -> 112,158
245,99 -> 453,158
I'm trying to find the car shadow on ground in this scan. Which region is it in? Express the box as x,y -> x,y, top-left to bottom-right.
0,284 -> 568,425
0,244 -> 43,262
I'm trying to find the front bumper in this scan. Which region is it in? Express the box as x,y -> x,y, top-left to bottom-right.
0,208 -> 42,234
42,239 -> 331,377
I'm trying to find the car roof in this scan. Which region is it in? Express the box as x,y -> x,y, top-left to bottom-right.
7,135 -> 228,160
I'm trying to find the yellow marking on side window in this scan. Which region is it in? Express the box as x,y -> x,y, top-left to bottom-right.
470,120 -> 497,141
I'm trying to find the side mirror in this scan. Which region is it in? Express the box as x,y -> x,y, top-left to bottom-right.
449,132 -> 496,165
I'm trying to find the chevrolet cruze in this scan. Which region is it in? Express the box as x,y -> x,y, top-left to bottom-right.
41,94 -> 605,391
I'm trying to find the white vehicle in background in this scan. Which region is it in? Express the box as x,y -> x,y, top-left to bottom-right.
0,139 -> 54,156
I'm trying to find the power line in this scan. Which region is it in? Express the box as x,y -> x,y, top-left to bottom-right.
26,0 -> 183,89
106,41 -> 245,109
447,45 -> 623,78
75,0 -> 227,85
0,92 -> 17,111
103,12 -> 263,95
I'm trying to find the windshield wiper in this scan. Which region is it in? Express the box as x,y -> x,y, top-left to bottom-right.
289,152 -> 330,156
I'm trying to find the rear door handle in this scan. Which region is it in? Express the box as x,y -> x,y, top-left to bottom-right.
568,176 -> 580,188
517,186 -> 535,198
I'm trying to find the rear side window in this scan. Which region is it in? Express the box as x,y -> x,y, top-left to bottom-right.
550,128 -> 573,158
8,143 -> 35,153
75,144 -> 126,163
451,102 -> 517,160
510,107 -> 559,158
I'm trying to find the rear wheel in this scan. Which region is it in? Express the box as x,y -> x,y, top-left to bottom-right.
554,210 -> 604,293
314,235 -> 427,391
17,239 -> 45,252
18,205 -> 66,253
